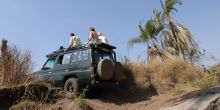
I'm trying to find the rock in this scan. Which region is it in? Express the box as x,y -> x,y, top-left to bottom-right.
206,97 -> 220,110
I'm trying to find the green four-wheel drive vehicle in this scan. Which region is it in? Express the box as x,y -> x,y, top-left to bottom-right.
33,43 -> 125,93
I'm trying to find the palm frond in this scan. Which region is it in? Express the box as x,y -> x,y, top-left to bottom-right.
138,25 -> 149,41
146,19 -> 164,38
145,19 -> 156,37
175,23 -> 199,56
162,30 -> 173,47
155,25 -> 164,36
164,0 -> 182,16
163,20 -> 199,60
153,9 -> 164,25
127,37 -> 145,48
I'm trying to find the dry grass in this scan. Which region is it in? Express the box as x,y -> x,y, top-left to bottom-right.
0,82 -> 54,108
123,59 -> 220,94
0,39 -> 33,86
146,59 -> 204,92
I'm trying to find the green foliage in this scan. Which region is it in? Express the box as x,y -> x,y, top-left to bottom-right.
163,0 -> 182,16
128,18 -> 164,48
138,25 -> 149,41
128,37 -> 144,48
75,87 -> 88,107
146,19 -> 163,38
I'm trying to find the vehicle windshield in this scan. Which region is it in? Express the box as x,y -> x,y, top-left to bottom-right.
94,50 -> 115,63
43,59 -> 55,70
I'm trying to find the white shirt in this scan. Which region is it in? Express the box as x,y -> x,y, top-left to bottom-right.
98,35 -> 108,44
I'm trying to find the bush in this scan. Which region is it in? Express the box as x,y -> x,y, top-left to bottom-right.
123,59 -> 220,94
0,39 -> 33,86
75,87 -> 88,108
123,61 -> 157,95
146,59 -> 204,92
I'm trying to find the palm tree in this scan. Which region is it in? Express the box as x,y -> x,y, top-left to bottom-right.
128,18 -> 164,61
160,0 -> 199,61
128,19 -> 159,47
128,0 -> 199,62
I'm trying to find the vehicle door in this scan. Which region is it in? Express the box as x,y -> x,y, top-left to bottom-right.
52,53 -> 71,85
69,49 -> 92,83
38,58 -> 56,82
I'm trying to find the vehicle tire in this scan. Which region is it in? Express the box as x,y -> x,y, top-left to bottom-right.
64,78 -> 79,94
113,62 -> 125,82
97,59 -> 114,80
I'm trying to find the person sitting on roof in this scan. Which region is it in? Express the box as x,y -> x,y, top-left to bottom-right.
69,32 -> 82,48
86,27 -> 100,48
97,32 -> 108,44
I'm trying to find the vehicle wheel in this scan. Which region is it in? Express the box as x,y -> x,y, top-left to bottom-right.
97,59 -> 114,80
64,78 -> 79,94
113,62 -> 125,82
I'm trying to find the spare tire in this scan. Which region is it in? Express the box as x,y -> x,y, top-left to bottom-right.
113,62 -> 125,82
97,59 -> 114,80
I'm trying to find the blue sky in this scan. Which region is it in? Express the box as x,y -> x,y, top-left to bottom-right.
0,0 -> 219,70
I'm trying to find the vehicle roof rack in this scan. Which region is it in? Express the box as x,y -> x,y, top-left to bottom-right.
96,43 -> 116,50
46,43 -> 116,58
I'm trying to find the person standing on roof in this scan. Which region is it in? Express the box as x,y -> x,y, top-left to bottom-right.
87,27 -> 100,47
97,32 -> 108,44
69,32 -> 82,48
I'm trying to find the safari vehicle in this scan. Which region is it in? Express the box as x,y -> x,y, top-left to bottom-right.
33,43 -> 125,93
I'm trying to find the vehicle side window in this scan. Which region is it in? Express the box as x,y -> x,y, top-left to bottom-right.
81,50 -> 88,61
43,59 -> 55,69
71,51 -> 80,62
71,50 -> 88,63
103,55 -> 111,60
94,51 -> 114,63
56,54 -> 71,65
57,55 -> 64,64
63,53 -> 71,64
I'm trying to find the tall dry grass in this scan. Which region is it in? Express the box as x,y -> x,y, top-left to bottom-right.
0,39 -> 33,86
123,59 -> 220,94
123,61 -> 157,95
146,59 -> 204,92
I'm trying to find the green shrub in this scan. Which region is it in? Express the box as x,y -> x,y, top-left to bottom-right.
75,87 -> 87,107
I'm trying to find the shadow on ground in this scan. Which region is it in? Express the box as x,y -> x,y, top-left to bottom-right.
86,78 -> 158,105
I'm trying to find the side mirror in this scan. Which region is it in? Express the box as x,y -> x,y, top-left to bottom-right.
42,67 -> 50,70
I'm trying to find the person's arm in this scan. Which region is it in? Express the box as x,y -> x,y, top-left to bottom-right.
73,37 -> 77,46
70,37 -> 73,45
87,31 -> 93,44
68,37 -> 72,48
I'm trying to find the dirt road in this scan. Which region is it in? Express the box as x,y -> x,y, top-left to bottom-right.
2,85 -> 220,110
160,86 -> 220,110
84,85 -> 220,110
49,85 -> 220,110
